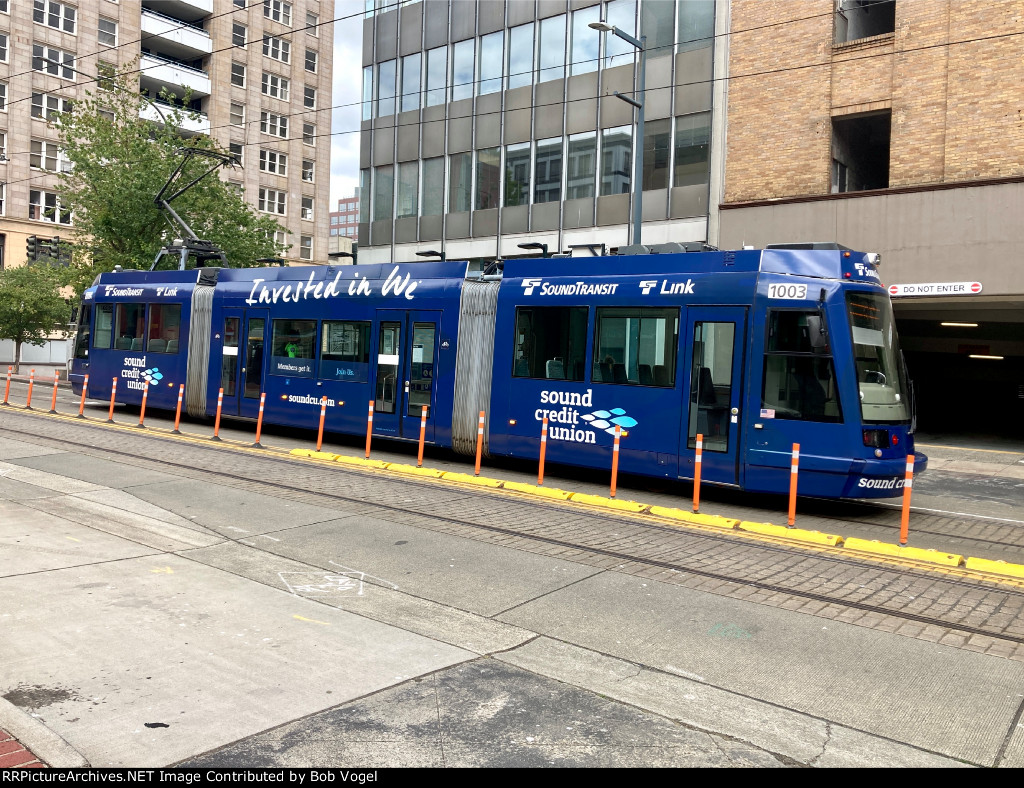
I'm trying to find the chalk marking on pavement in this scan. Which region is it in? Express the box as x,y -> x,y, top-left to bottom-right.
329,560 -> 400,591
293,615 -> 330,625
65,536 -> 80,542
150,567 -> 174,574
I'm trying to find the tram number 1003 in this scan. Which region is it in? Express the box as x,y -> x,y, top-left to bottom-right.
767,283 -> 808,299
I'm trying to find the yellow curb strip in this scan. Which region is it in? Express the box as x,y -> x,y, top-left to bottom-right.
568,493 -> 647,513
964,556 -> 1024,579
738,521 -> 843,547
648,506 -> 738,529
334,455 -> 391,470
502,481 -> 574,500
386,463 -> 446,478
439,471 -> 503,488
843,537 -> 964,567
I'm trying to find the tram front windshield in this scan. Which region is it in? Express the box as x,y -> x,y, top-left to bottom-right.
846,292 -> 910,424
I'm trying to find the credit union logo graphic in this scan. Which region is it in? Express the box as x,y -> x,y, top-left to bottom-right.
142,368 -> 164,385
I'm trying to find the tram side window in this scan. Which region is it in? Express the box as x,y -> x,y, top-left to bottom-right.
114,303 -> 146,351
146,304 -> 181,353
74,304 -> 92,358
593,307 -> 679,386
270,319 -> 317,376
512,307 -> 587,381
320,320 -> 371,383
94,304 -> 113,350
761,310 -> 842,423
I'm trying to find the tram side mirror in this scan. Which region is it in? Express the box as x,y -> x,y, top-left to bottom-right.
805,315 -> 828,351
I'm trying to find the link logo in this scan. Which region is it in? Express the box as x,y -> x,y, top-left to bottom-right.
640,280 -> 659,294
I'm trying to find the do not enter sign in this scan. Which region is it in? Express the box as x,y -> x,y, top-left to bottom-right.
888,282 -> 983,297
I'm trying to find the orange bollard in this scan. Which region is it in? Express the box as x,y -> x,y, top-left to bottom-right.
252,392 -> 266,448
899,455 -> 915,545
693,433 -> 703,512
417,405 -> 427,467
538,416 -> 548,485
172,383 -> 184,434
316,396 -> 327,451
107,378 -> 117,422
77,374 -> 89,418
364,400 -> 374,458
25,369 -> 35,409
787,443 -> 800,526
2,365 -> 11,406
610,425 -> 622,498
48,371 -> 60,414
211,387 -> 224,441
137,382 -> 149,428
474,411 -> 485,476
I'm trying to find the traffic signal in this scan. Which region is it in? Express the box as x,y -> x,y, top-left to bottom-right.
26,235 -> 38,262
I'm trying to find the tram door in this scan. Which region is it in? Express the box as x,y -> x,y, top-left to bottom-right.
221,309 -> 269,418
680,307 -> 748,486
372,310 -> 440,440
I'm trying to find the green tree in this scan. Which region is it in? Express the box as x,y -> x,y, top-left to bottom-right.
0,264 -> 70,374
52,63 -> 286,295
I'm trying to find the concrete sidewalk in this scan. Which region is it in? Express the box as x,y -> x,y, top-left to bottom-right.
0,696 -> 87,768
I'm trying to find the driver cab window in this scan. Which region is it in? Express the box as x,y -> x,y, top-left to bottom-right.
761,310 -> 842,423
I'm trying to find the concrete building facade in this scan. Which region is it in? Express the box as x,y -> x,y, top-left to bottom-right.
717,0 -> 1024,434
0,0 -> 333,271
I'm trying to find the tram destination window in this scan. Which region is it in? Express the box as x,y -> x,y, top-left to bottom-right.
593,307 -> 678,386
270,319 -> 316,377
93,304 -> 113,349
761,310 -> 842,422
512,307 -> 587,381
320,320 -> 371,383
146,304 -> 180,353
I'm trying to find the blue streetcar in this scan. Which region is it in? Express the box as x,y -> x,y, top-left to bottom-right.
69,244 -> 926,499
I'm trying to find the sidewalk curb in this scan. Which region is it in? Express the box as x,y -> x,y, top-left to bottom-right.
0,696 -> 90,768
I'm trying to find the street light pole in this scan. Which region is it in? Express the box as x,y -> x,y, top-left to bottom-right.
590,21 -> 646,248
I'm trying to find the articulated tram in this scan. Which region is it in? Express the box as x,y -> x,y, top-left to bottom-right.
69,244 -> 926,499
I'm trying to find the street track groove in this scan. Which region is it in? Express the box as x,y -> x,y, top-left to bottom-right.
3,405 -> 1024,662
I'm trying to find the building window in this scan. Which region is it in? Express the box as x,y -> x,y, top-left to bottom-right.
835,0 -> 896,44
258,187 -> 286,215
642,118 -> 671,191
32,44 -> 76,81
674,111 -> 711,187
29,189 -> 71,224
504,143 -> 531,207
373,165 -> 394,221
300,196 -> 314,221
0,1 -> 7,13
0,82 -> 6,112
605,0 -> 636,68
396,161 -> 417,218
362,65 -> 373,120
425,46 -> 446,107
640,0 -> 675,59
302,122 -> 315,145
304,48 -> 317,73
831,110 -> 891,192
263,34 -> 291,64
478,31 -> 503,95
570,5 -> 599,76
475,148 -> 499,210
306,12 -> 318,35
299,235 -> 312,261
303,85 -> 316,109
507,23 -> 533,90
448,153 -> 471,213
31,139 -> 69,172
451,39 -> 474,102
264,0 -> 292,26
534,138 -> 562,204
677,0 -> 715,52
230,102 -> 245,126
400,53 -> 420,113
97,61 -> 116,91
32,92 -> 71,120
233,0 -> 246,7
33,0 -> 76,34
232,22 -> 247,47
231,62 -> 246,87
301,159 -> 314,182
360,169 -> 371,223
600,126 -> 632,196
0,131 -> 6,159
261,72 -> 290,100
259,149 -> 287,175
229,142 -> 244,166
538,14 -> 566,82
377,59 -> 396,116
566,132 -> 596,200
260,111 -> 288,138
